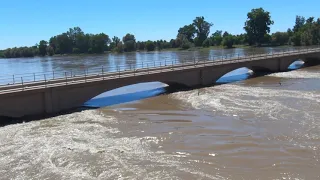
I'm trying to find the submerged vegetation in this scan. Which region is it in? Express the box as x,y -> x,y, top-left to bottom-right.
1,8 -> 320,58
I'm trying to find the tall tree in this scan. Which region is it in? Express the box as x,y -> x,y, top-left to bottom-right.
67,27 -> 84,46
222,35 -> 235,48
177,24 -> 196,42
38,40 -> 48,56
271,32 -> 289,45
244,8 -> 274,46
112,36 -> 121,46
192,16 -> 213,46
122,33 -> 136,52
89,33 -> 110,53
145,40 -> 156,51
210,30 -> 223,46
293,16 -> 305,33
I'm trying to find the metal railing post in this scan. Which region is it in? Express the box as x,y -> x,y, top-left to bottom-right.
84,69 -> 87,82
21,77 -> 23,85
13,75 -> 15,84
102,66 -> 104,80
44,74 -> 47,87
65,72 -> 67,85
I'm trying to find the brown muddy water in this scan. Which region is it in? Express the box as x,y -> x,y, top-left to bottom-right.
0,48 -> 319,179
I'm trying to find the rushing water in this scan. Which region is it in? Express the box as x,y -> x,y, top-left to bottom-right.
0,47 -> 319,179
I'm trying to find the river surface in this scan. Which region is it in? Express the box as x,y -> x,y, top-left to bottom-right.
0,47 -> 319,179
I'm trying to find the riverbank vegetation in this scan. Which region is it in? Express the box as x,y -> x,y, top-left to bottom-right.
1,8 -> 320,58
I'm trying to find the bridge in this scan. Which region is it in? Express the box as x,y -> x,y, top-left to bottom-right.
1,47 -> 320,118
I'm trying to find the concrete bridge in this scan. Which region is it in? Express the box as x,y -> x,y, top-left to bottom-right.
1,48 -> 320,118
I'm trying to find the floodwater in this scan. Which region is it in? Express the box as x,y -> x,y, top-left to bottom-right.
0,47 -> 319,179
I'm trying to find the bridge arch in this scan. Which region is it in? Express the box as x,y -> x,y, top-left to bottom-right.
281,56 -> 320,71
80,81 -> 190,108
202,65 -> 273,85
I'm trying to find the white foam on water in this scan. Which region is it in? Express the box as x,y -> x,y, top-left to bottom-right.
268,69 -> 320,79
0,110 -> 224,180
171,80 -> 320,153
171,84 -> 320,121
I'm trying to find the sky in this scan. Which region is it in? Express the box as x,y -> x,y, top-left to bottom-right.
0,0 -> 319,50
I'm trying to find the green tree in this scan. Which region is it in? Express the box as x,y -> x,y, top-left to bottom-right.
287,28 -> 293,37
136,41 -> 145,50
291,32 -> 302,46
169,39 -> 178,48
244,8 -> 274,46
38,40 -> 48,56
293,16 -> 306,33
89,33 -> 110,53
181,38 -> 193,49
122,33 -> 136,52
112,36 -> 121,46
223,31 -> 230,37
210,30 -> 223,46
290,16 -> 320,46
46,46 -> 55,56
115,42 -> 124,53
271,32 -> 289,45
193,16 -> 213,46
75,34 -> 90,53
222,35 -> 234,48
67,27 -> 84,47
202,38 -> 211,47
177,24 -> 196,42
145,40 -> 156,51
56,33 -> 73,54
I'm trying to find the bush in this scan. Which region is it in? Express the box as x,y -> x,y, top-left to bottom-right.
181,39 -> 193,49
88,48 -> 93,54
72,48 -> 80,54
47,46 -> 55,56
202,39 -> 211,47
114,42 -> 124,53
55,48 -> 61,55
222,35 -> 234,48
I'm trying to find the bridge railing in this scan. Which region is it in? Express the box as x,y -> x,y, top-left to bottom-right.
0,47 -> 319,90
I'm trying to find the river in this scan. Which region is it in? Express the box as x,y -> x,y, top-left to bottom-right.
0,47 -> 319,179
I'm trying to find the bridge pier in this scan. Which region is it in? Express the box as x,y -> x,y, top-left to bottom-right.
44,90 -> 53,114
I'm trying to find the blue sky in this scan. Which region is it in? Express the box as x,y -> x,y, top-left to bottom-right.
0,0 -> 319,49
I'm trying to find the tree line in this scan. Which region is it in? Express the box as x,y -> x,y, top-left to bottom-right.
1,8 -> 320,58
